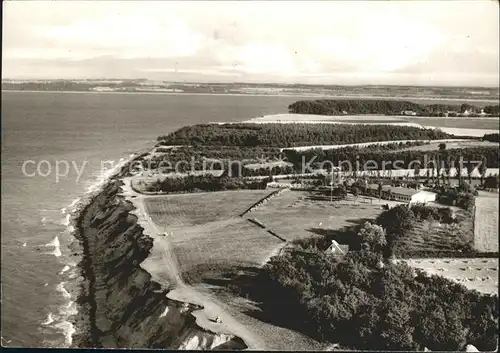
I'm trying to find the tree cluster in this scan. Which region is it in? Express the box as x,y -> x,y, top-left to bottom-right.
483,105 -> 500,116
147,173 -> 268,193
374,203 -> 470,257
482,133 -> 499,142
259,247 -> 498,351
288,99 -> 500,117
409,203 -> 455,223
437,189 -> 476,211
484,175 -> 499,189
157,123 -> 457,148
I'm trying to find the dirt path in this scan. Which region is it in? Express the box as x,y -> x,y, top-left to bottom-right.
474,191 -> 499,253
120,177 -> 266,350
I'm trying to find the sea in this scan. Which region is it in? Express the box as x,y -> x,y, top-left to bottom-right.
0,91 -> 301,347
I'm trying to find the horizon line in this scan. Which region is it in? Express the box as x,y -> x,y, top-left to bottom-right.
2,78 -> 500,90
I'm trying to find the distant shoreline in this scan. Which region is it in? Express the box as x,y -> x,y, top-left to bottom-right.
2,89 -> 500,103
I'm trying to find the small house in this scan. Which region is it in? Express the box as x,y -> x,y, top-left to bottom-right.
365,183 -> 390,197
401,110 -> 417,116
325,240 -> 349,256
267,181 -> 291,189
361,184 -> 437,203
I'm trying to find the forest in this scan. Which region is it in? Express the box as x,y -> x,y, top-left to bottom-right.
483,133 -> 500,142
288,99 -> 500,117
157,123 -> 460,148
255,248 -> 497,351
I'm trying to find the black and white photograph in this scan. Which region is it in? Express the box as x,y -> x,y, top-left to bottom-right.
1,0 -> 499,350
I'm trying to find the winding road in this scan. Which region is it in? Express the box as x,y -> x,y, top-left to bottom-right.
120,177 -> 266,350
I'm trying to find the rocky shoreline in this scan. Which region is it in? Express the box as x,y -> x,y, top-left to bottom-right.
70,157 -> 246,349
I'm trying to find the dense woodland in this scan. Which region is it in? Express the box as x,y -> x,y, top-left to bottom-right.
256,248 -> 497,351
483,133 -> 500,142
284,146 -> 500,171
249,204 -> 498,351
288,99 -> 500,117
157,123 -> 459,148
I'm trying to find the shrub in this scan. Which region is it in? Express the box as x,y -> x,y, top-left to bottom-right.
376,205 -> 415,241
357,222 -> 387,252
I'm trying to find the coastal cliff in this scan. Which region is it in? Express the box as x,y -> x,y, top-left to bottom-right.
72,178 -> 246,349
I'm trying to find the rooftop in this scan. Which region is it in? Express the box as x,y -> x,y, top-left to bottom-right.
366,183 -> 391,191
390,187 -> 420,196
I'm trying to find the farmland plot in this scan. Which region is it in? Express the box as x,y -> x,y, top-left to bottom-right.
394,215 -> 474,257
247,191 -> 385,241
144,190 -> 272,230
170,218 -> 284,283
400,258 -> 498,295
474,192 -> 499,253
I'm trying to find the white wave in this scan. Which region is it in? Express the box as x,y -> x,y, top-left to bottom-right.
129,153 -> 136,158
61,301 -> 78,317
59,265 -> 71,275
61,207 -> 67,215
85,156 -> 132,195
67,268 -> 78,279
56,282 -> 71,299
60,214 -> 71,226
41,216 -> 61,226
44,283 -> 49,286
46,236 -> 62,257
41,217 -> 57,225
46,236 -> 60,248
42,313 -> 55,325
65,225 -> 75,234
53,320 -> 75,347
22,242 -> 27,247
68,198 -> 80,209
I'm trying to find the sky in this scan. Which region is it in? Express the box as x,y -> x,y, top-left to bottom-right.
2,0 -> 499,86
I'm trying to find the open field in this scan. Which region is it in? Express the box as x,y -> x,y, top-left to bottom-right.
247,191 -> 385,241
474,191 -> 499,253
144,189 -> 386,283
399,258 -> 498,295
144,190 -> 273,230
169,218 -> 284,283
